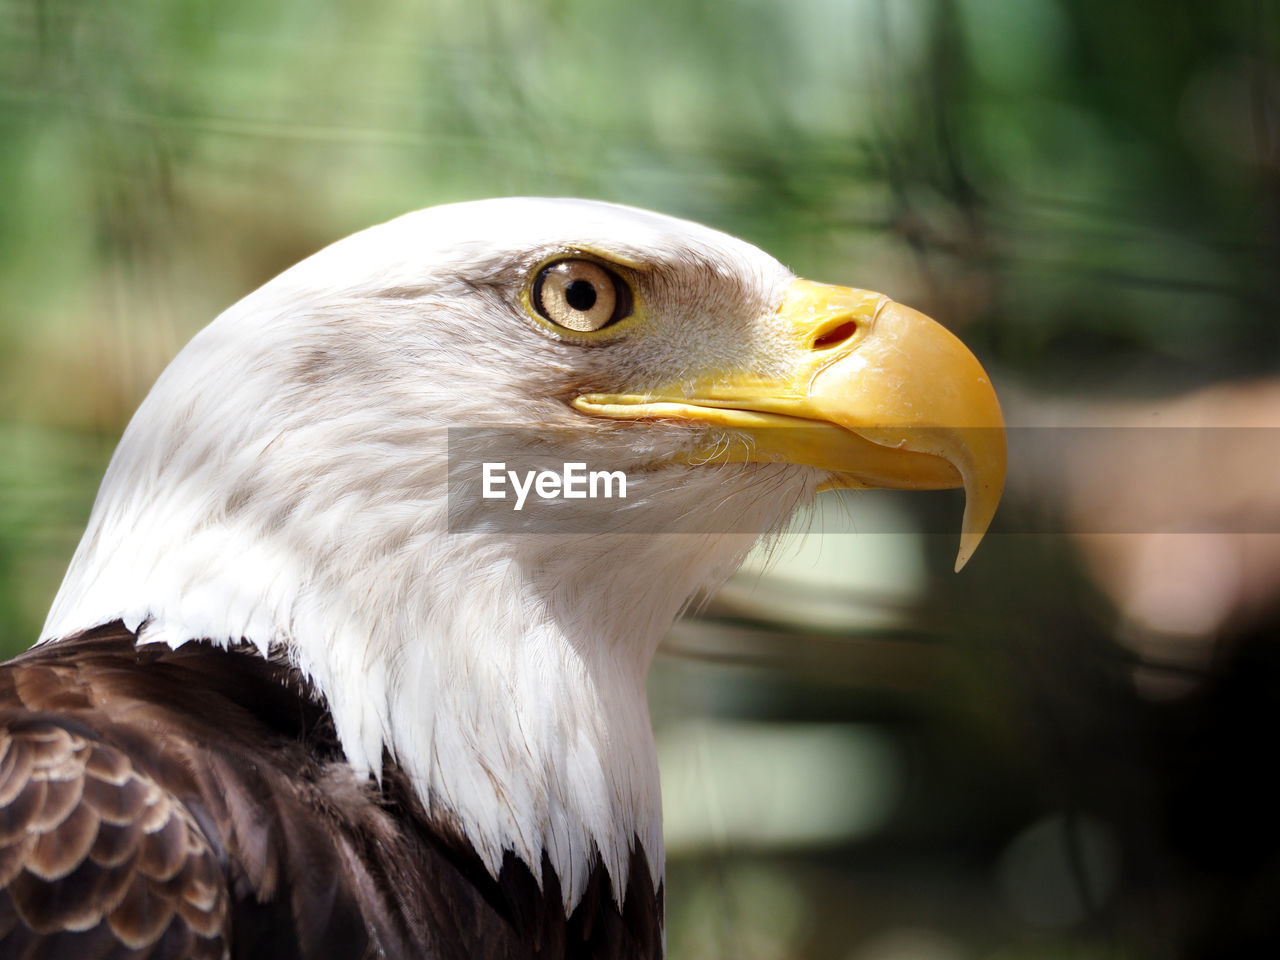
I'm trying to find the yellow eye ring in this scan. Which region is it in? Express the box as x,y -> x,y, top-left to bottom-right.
532,258 -> 634,332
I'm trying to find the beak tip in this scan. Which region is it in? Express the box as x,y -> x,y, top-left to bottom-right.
954,536 -> 979,573
953,469 -> 1005,572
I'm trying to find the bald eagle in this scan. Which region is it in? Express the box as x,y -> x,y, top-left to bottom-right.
0,199 -> 1005,959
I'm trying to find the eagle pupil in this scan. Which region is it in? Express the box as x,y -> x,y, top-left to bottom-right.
565,280 -> 597,312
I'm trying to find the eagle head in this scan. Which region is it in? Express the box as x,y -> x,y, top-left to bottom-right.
41,198 -> 1005,906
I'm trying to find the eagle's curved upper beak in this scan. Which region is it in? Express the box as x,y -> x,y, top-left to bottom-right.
573,279 -> 1007,570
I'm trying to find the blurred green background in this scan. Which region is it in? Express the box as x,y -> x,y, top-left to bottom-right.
3,1 -> 1279,958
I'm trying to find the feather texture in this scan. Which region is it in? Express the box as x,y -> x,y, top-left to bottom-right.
1,623 -> 664,959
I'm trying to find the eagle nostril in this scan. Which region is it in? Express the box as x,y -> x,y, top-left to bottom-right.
811,320 -> 858,350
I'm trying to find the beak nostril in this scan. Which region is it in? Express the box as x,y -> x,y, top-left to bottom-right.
812,320 -> 858,350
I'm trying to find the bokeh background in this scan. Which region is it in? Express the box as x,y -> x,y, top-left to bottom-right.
3,1 -> 1279,957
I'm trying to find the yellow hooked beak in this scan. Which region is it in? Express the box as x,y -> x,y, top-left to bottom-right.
572,279 -> 1007,570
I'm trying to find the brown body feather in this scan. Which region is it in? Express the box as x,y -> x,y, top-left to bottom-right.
0,623 -> 663,959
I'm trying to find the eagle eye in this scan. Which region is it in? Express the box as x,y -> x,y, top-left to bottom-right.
532,259 -> 633,332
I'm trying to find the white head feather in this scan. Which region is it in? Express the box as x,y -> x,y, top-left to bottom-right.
41,198 -> 820,908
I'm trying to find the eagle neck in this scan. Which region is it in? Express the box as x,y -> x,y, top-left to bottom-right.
292,532 -> 705,912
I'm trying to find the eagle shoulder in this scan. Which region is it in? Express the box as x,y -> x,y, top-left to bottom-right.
0,625 -> 379,959
0,712 -> 229,958
0,624 -> 664,959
